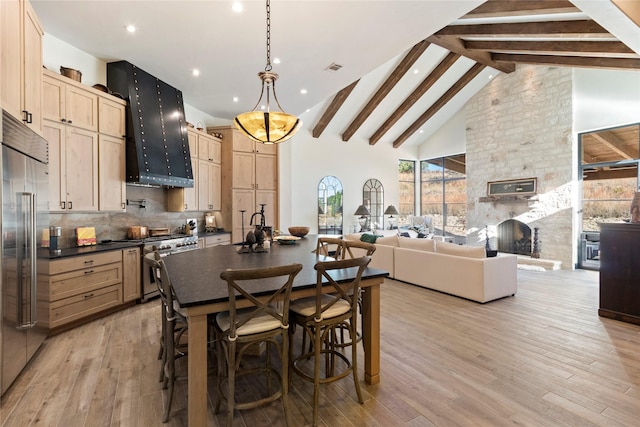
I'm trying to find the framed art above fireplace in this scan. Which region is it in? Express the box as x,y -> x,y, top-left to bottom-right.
487,178 -> 537,197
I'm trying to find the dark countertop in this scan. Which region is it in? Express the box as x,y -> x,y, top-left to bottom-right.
162,235 -> 389,308
42,240 -> 143,260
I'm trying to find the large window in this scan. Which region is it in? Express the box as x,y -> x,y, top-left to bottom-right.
420,154 -> 466,240
398,160 -> 415,227
580,123 -> 639,232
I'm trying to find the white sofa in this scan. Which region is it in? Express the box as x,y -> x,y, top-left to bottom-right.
345,233 -> 517,303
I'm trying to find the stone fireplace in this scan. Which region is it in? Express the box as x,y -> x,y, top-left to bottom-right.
497,219 -> 531,255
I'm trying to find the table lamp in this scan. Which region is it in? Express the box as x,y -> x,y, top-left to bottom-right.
384,205 -> 399,229
354,205 -> 370,232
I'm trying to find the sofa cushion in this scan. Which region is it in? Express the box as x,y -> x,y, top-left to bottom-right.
398,236 -> 435,252
375,235 -> 399,247
344,233 -> 361,241
435,241 -> 486,259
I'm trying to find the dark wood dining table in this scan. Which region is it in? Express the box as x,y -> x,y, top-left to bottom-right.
162,235 -> 388,427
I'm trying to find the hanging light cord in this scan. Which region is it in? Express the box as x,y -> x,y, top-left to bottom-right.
265,0 -> 272,72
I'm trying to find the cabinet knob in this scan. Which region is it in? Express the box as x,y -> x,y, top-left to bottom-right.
61,118 -> 66,123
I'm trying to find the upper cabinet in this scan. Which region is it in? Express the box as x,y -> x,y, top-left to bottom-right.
1,0 -> 44,134
43,70 -> 99,132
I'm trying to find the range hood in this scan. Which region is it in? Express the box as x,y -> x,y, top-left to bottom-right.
107,61 -> 193,188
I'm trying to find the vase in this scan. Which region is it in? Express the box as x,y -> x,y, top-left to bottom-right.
631,192 -> 640,223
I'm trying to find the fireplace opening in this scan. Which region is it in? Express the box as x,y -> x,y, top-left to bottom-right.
497,219 -> 532,255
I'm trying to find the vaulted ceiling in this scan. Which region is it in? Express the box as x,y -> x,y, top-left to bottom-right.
32,1 -> 639,154
311,0 -> 640,152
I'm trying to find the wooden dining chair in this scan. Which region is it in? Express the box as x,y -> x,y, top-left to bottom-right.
214,263 -> 303,427
143,251 -> 189,423
314,236 -> 345,259
289,256 -> 372,426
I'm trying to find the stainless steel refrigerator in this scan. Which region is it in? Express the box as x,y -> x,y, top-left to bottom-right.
1,109 -> 49,395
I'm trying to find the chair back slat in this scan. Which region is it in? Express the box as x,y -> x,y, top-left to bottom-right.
313,256 -> 371,318
220,263 -> 303,340
342,240 -> 376,259
315,237 -> 345,259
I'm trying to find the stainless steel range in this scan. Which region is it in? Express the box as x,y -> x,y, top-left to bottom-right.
141,234 -> 199,302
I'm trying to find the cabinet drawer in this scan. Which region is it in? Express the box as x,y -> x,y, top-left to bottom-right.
205,234 -> 231,247
50,262 -> 122,301
49,284 -> 121,329
48,251 -> 122,275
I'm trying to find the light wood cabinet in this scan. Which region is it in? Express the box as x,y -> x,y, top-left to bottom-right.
209,126 -> 279,243
43,69 -> 127,212
43,70 -> 98,132
204,233 -> 231,247
122,247 -> 141,303
44,251 -> 123,329
1,0 -> 44,134
44,120 -> 99,212
167,129 -> 221,212
98,134 -> 126,211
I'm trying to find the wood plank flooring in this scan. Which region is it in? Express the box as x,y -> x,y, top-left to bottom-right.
2,269 -> 639,426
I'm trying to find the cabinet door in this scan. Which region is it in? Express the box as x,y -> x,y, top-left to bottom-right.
187,130 -> 198,160
65,127 -> 99,211
43,74 -> 65,122
255,153 -> 277,190
231,131 -> 255,153
43,121 -> 67,212
256,189 -> 278,230
232,189 -> 255,244
98,134 -> 126,211
232,151 -> 255,189
198,159 -> 213,210
122,248 -> 141,303
66,85 -> 98,131
98,96 -> 126,138
1,0 -> 21,121
22,0 -> 44,134
255,142 -> 277,155
184,159 -> 198,211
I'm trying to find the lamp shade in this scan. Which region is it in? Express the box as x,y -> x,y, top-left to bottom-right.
235,110 -> 302,144
384,205 -> 399,216
354,205 -> 370,216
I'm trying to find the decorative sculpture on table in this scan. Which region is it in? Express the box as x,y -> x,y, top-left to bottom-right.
238,210 -> 251,254
241,204 -> 269,253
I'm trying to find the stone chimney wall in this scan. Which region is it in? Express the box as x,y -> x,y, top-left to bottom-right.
465,65 -> 574,268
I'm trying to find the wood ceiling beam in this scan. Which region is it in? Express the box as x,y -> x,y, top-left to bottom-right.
341,39 -> 430,142
442,157 -> 466,174
492,53 -> 640,70
427,35 -> 515,73
435,20 -> 610,38
312,80 -> 359,138
583,168 -> 638,181
369,52 -> 460,146
464,1 -> 579,17
465,40 -> 636,57
591,132 -> 635,159
392,63 -> 486,149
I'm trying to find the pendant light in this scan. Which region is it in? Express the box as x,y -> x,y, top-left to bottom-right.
234,0 -> 302,144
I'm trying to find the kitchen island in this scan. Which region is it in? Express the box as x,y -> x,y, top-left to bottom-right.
162,235 -> 388,426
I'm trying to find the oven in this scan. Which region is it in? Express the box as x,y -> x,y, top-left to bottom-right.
141,234 -> 199,302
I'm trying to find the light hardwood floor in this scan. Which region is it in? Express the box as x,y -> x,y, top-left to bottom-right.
2,269 -> 639,426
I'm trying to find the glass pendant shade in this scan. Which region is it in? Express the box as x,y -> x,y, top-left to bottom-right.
235,110 -> 301,144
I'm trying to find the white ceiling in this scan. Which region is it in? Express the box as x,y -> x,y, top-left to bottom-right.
30,1 -> 639,148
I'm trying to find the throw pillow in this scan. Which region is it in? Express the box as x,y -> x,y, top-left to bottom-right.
398,236 -> 435,252
360,233 -> 378,243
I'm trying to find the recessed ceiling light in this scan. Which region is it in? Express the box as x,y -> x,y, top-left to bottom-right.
192,69 -> 200,77
233,97 -> 239,102
413,69 -> 419,74
125,25 -> 136,33
419,129 -> 424,133
488,74 -> 494,79
232,2 -> 243,13
306,108 -> 311,113
300,89 -> 307,94
273,58 -> 281,64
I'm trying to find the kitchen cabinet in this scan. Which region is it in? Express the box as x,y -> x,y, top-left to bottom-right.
43,69 -> 98,132
167,129 -> 220,212
98,96 -> 126,138
122,247 -> 141,303
204,233 -> 231,247
44,251 -> 123,330
44,120 -> 99,212
98,134 -> 126,211
1,0 -> 44,134
208,126 -> 279,243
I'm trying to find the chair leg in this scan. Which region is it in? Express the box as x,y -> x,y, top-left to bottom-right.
313,321 -> 322,427
226,341 -> 236,427
350,321 -> 364,404
281,332 -> 293,427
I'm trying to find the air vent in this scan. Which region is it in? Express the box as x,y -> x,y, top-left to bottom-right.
324,62 -> 343,71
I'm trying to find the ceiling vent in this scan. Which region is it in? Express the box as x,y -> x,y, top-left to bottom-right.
324,62 -> 343,72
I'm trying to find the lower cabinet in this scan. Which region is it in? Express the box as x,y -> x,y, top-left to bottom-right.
44,247 -> 141,331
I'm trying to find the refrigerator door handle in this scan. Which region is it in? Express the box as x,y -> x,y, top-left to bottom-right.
16,192 -> 38,329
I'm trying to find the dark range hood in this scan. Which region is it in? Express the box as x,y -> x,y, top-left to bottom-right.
107,61 -> 193,188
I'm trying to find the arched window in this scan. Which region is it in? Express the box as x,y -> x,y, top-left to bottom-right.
318,176 -> 343,235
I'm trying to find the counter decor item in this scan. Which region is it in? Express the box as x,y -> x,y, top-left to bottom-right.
631,192 -> 640,223
288,226 -> 309,238
274,235 -> 301,245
